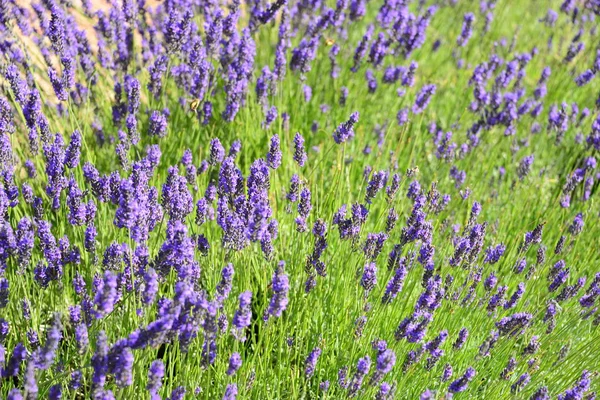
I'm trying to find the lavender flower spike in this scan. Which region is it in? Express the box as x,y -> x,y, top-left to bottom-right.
333,112 -> 359,144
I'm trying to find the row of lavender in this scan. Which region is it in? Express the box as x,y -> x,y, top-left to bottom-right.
1,0 -> 600,398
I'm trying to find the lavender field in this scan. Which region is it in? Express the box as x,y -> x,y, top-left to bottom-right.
1,0 -> 600,398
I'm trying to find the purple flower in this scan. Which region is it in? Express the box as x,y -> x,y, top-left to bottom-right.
523,336 -> 540,355
495,312 -> 532,336
338,366 -> 349,389
385,208 -> 399,233
579,281 -> 600,308
366,69 -> 378,93
94,271 -> 118,318
305,274 -> 317,293
504,282 -> 525,309
303,84 -> 312,102
371,349 -> 396,384
511,373 -> 531,393
333,112 -> 359,144
155,220 -> 199,280
363,233 -> 388,261
14,218 -> 34,268
286,174 -> 300,203
273,9 -> 290,79
365,170 -> 388,204
223,383 -> 238,400
232,291 -> 252,340
500,357 -> 517,380
202,101 -> 213,125
425,330 -> 448,368
416,275 -> 444,312
368,32 -> 388,67
142,268 -> 159,306
265,261 -> 290,320
361,262 -> 377,292
24,360 -> 37,398
449,366 -> 476,393
453,328 -> 468,349
206,10 -> 223,56
209,138 -> 226,166
34,313 -> 62,370
263,106 -> 278,129
484,243 -> 506,264
4,343 -> 27,377
290,37 -> 320,75
113,347 -> 134,387
162,167 -> 193,221
296,188 -> 312,232
148,55 -> 168,96
348,355 -> 371,396
147,360 -> 164,399
22,159 -> 36,179
102,242 -> 124,271
229,140 -> 242,158
531,386 -> 550,400
149,110 -> 168,138
549,268 -> 570,292
195,198 -> 209,227
5,65 -> 29,108
293,133 -> 307,167
216,263 -> 234,305
575,69 -> 595,86
75,324 -> 89,353
442,364 -> 453,381
0,318 -> 8,342
256,67 -> 272,106
412,84 -> 436,114
518,155 -> 534,180
340,87 -> 349,106
544,301 -> 557,325
418,242 -> 435,271
169,387 -> 186,400
564,42 -> 584,63
267,134 -> 282,169
457,13 -> 475,47
558,371 -> 591,400
397,310 -> 433,344
397,108 -> 409,126
227,352 -> 242,376
487,285 -> 508,313
218,157 -> 242,196
64,130 -> 81,168
382,259 -> 407,303
85,224 -> 97,254
386,174 -> 401,202
402,61 -> 418,87
351,26 -> 373,72
7,389 -> 23,400
568,213 -> 584,235
513,257 -> 527,274
305,347 -> 322,378
125,75 -> 141,115
484,273 -> 498,291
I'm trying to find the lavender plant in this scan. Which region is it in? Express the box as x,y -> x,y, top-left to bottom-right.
0,0 -> 599,398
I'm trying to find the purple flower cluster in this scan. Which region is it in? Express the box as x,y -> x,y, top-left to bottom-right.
333,112 -> 360,144
0,0 -> 597,398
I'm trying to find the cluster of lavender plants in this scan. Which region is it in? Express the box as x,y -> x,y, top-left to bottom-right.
0,0 -> 599,398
